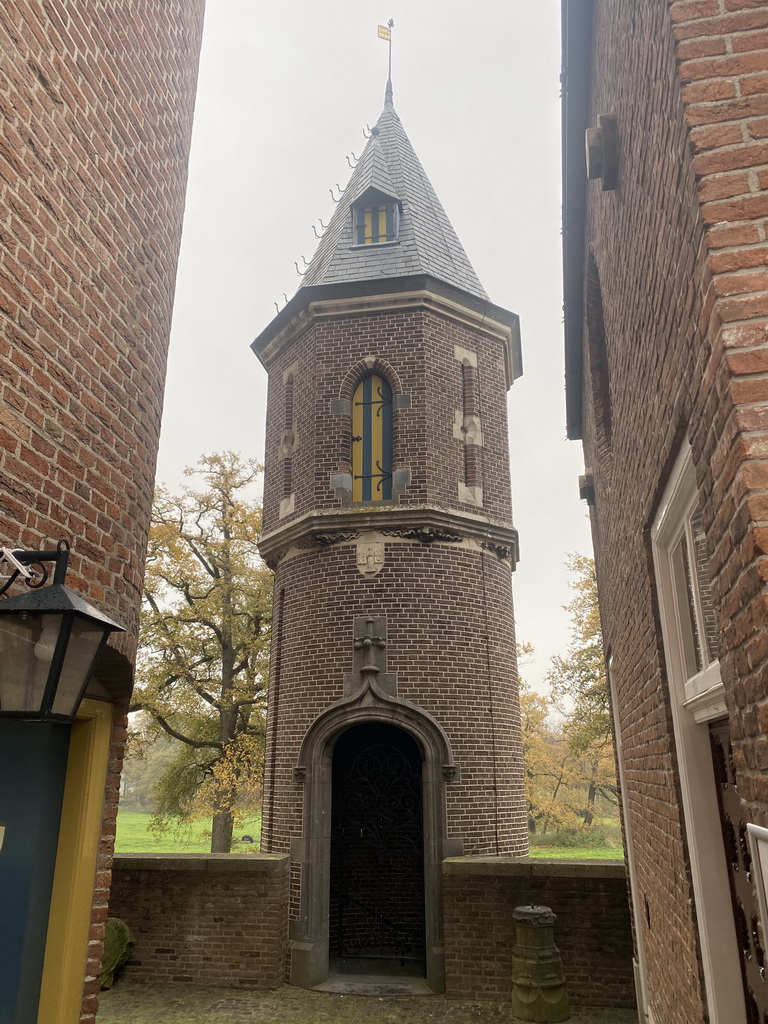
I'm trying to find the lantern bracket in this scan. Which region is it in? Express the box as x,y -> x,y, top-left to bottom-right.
0,540 -> 70,596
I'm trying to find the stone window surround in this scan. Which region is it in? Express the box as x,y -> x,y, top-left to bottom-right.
330,355 -> 411,506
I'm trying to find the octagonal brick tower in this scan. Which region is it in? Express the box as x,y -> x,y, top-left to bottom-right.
252,80 -> 526,993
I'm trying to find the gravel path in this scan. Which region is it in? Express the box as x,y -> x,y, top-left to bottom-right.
97,981 -> 639,1024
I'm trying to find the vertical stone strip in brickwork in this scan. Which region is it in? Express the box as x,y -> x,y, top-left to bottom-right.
669,0 -> 768,817
0,4 -> 205,1021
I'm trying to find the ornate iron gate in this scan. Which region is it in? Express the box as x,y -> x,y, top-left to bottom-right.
330,724 -> 425,966
710,719 -> 768,1023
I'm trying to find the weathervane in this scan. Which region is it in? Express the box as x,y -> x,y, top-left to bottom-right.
378,19 -> 394,83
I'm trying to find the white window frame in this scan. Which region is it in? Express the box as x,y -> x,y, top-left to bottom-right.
651,442 -> 744,1024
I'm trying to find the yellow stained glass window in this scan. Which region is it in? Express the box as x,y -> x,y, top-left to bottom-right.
351,374 -> 393,501
355,203 -> 398,245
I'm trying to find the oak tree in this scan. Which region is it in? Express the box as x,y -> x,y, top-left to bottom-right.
130,452 -> 272,852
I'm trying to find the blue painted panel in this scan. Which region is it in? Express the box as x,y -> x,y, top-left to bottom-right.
0,720 -> 70,1024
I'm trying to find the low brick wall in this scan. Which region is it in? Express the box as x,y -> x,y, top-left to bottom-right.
443,857 -> 635,1008
109,854 -> 289,989
110,853 -> 633,1005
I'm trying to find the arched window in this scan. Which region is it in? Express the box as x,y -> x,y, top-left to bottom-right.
352,374 -> 392,501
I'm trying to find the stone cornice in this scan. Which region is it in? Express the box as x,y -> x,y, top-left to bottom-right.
252,276 -> 522,390
258,504 -> 519,570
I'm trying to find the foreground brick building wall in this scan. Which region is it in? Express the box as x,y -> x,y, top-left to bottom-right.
0,3 -> 205,1020
563,1 -> 768,1022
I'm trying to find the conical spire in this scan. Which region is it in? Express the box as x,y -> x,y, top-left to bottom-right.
301,93 -> 488,300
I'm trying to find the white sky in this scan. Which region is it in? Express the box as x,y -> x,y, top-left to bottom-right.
156,0 -> 593,691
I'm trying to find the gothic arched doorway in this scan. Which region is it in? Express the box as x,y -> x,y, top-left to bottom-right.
329,723 -> 425,974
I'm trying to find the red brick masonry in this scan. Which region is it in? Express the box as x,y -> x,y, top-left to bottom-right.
109,854 -> 289,989
109,853 -> 633,1007
443,858 -> 635,1007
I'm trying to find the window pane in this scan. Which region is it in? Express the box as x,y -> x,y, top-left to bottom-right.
351,375 -> 392,501
355,203 -> 397,245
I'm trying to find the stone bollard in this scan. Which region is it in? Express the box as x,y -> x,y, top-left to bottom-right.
511,904 -> 570,1023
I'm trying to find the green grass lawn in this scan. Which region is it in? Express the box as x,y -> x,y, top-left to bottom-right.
527,821 -> 625,861
528,845 -> 624,860
115,811 -> 622,860
114,809 -> 261,854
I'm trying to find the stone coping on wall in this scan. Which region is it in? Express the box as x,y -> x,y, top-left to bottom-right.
112,853 -> 289,874
442,855 -> 626,879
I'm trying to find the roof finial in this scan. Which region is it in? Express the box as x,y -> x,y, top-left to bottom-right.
378,19 -> 394,105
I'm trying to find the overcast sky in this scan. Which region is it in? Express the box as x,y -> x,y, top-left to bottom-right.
156,0 -> 593,691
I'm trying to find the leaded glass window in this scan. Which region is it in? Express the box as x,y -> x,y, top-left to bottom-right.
354,203 -> 398,245
351,374 -> 392,501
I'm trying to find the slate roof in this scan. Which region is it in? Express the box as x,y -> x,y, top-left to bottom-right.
300,83 -> 489,300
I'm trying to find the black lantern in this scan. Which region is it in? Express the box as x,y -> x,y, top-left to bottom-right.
0,541 -> 124,722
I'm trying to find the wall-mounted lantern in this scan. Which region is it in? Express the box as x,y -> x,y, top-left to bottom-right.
0,541 -> 124,722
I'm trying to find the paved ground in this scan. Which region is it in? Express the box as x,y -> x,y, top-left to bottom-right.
97,981 -> 639,1024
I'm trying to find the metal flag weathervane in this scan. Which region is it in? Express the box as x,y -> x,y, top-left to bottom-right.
378,19 -> 394,81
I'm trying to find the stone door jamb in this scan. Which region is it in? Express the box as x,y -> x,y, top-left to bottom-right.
289,690 -> 459,992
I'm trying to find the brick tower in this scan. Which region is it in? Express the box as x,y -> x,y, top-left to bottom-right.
0,3 -> 204,1021
253,79 -> 526,992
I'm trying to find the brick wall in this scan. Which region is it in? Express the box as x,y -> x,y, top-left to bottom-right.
261,305 -> 514,533
577,1 -> 711,1012
259,296 -> 526,863
262,542 -> 526,861
109,854 -> 290,989
257,286 -> 525,986
109,853 -> 633,1007
668,0 -> 768,820
443,857 -> 635,1008
0,3 -> 204,656
0,3 -> 204,1020
569,1 -> 768,1022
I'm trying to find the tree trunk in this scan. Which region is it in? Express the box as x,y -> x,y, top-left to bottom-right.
211,804 -> 234,852
582,781 -> 597,826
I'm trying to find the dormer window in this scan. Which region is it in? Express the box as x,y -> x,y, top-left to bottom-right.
354,202 -> 399,245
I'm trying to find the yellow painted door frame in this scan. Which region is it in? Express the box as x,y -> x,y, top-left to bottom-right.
37,698 -> 114,1024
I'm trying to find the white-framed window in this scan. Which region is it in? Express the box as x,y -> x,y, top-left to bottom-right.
651,446 -> 723,721
650,442 -> 743,1023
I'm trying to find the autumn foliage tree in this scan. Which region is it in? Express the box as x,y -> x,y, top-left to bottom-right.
546,554 -> 617,825
519,556 -> 619,835
520,681 -> 580,833
130,452 -> 272,852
